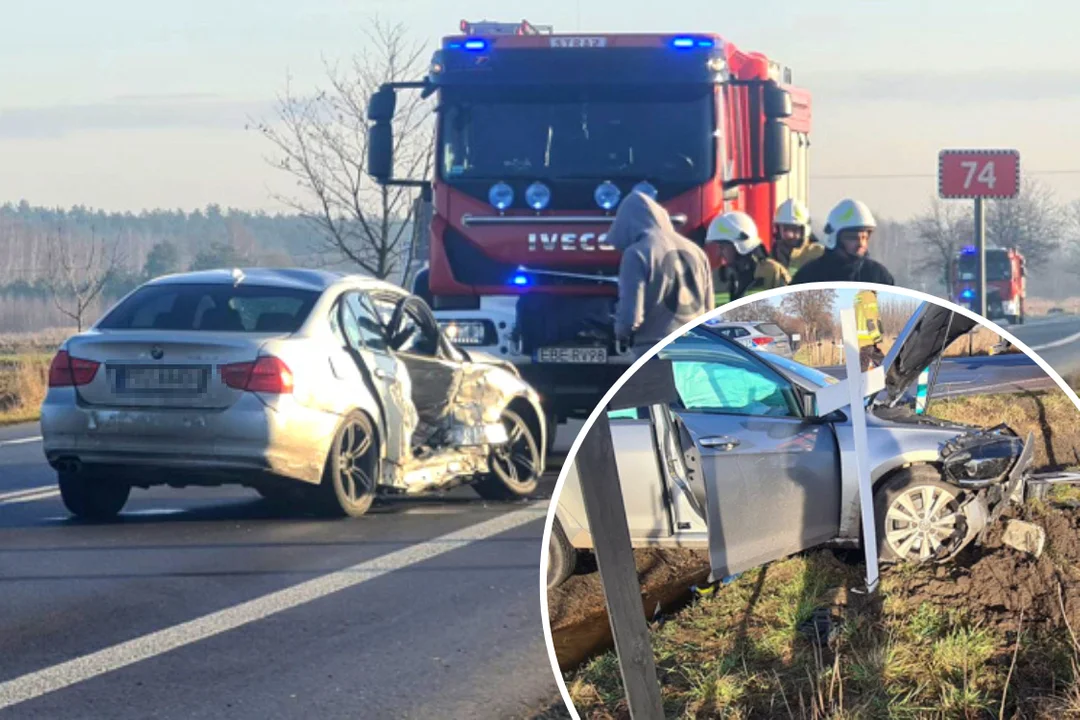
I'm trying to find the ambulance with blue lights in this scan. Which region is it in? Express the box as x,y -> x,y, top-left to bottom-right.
951,245 -> 1026,325
367,19 -> 812,430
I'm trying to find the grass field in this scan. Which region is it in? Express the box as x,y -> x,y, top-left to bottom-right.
0,329 -> 69,426
794,326 -> 1008,367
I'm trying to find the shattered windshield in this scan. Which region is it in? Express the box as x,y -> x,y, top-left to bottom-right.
439,85 -> 714,182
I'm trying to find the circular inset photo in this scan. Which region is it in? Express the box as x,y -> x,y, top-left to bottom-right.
541,282 -> 1080,719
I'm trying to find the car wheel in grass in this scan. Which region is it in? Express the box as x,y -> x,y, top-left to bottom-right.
547,517 -> 577,590
875,467 -> 968,564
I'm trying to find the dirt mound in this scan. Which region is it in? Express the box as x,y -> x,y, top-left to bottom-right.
888,504 -> 1080,632
546,548 -> 710,671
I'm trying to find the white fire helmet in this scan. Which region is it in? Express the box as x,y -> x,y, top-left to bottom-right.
822,199 -> 877,250
706,211 -> 762,256
775,198 -> 810,231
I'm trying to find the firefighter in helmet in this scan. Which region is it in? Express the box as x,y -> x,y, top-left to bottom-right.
854,288 -> 885,370
707,211 -> 790,306
791,199 -> 895,285
773,198 -> 823,274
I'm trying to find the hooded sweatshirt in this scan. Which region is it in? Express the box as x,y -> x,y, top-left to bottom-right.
610,192 -> 714,348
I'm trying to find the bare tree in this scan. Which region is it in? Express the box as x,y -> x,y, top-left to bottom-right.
878,296 -> 919,337
718,299 -> 782,323
43,224 -> 123,332
780,289 -> 835,342
255,18 -> 434,282
986,178 -> 1062,267
914,197 -> 973,295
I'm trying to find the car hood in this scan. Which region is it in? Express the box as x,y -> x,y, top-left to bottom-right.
880,301 -> 978,405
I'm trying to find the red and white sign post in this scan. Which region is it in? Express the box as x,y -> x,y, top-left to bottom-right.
938,150 -> 1021,317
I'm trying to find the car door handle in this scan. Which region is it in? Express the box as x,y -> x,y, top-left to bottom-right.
699,436 -> 740,451
373,368 -> 392,380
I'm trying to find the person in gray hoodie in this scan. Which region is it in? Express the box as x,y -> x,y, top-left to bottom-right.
610,191 -> 714,357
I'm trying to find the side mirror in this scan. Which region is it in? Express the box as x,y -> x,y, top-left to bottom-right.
368,122 -> 394,183
763,119 -> 791,179
367,87 -> 397,122
763,82 -> 793,119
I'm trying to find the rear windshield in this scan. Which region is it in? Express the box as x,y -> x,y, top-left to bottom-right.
97,283 -> 320,333
756,323 -> 787,338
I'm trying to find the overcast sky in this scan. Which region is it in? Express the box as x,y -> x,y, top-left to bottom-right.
2,0 -> 1078,220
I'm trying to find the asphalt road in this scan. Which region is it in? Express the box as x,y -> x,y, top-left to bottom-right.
1008,314 -> 1080,379
0,425 -> 564,719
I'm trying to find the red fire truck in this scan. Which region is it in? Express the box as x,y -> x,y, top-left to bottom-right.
367,19 -> 812,426
950,246 -> 1026,325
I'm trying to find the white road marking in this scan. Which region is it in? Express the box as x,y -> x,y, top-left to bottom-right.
0,436 -> 42,448
0,503 -> 547,710
0,485 -> 57,502
1028,330 -> 1080,352
0,489 -> 60,505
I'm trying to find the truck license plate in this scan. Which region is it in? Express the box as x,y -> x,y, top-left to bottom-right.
535,347 -> 608,364
550,37 -> 607,48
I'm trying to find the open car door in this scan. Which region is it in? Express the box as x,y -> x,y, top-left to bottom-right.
658,338 -> 843,581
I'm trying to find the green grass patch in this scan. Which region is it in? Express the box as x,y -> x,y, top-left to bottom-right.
565,551 -> 1080,719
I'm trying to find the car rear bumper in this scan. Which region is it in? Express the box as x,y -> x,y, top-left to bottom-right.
40,389 -> 338,485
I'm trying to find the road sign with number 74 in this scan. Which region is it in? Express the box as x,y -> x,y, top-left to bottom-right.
939,149 -> 1020,199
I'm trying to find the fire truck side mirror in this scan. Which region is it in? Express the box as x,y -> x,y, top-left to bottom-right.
368,123 -> 394,183
763,119 -> 791,179
763,82 -> 793,119
367,87 -> 397,122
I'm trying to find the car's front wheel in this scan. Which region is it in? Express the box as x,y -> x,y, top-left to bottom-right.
474,408 -> 541,501
314,411 -> 381,518
58,469 -> 130,521
874,467 -> 968,564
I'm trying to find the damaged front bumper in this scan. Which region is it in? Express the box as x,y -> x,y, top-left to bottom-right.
939,425 -> 1080,547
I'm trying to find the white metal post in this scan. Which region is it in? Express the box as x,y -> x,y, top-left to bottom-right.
841,307 -> 880,593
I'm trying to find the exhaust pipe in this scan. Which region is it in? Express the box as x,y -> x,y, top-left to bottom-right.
55,458 -> 82,474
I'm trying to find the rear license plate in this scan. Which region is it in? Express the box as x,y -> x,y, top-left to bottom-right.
534,347 -> 608,364
115,366 -> 208,395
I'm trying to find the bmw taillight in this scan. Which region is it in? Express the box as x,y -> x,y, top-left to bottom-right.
221,356 -> 294,394
48,350 -> 100,387
751,336 -> 774,346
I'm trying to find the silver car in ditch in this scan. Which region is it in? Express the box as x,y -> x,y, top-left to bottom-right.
548,302 -> 1052,588
41,268 -> 546,520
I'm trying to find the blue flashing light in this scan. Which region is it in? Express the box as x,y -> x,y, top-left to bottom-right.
447,42 -> 462,49
961,245 -> 976,254
511,274 -> 530,287
672,37 -> 695,49
696,39 -> 715,48
464,39 -> 487,51
961,289 -> 975,300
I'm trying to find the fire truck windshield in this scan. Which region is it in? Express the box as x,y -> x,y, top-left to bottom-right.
438,85 -> 714,182
958,252 -> 1012,281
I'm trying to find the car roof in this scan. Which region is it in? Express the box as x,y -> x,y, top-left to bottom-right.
144,268 -> 407,295
706,321 -> 761,330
